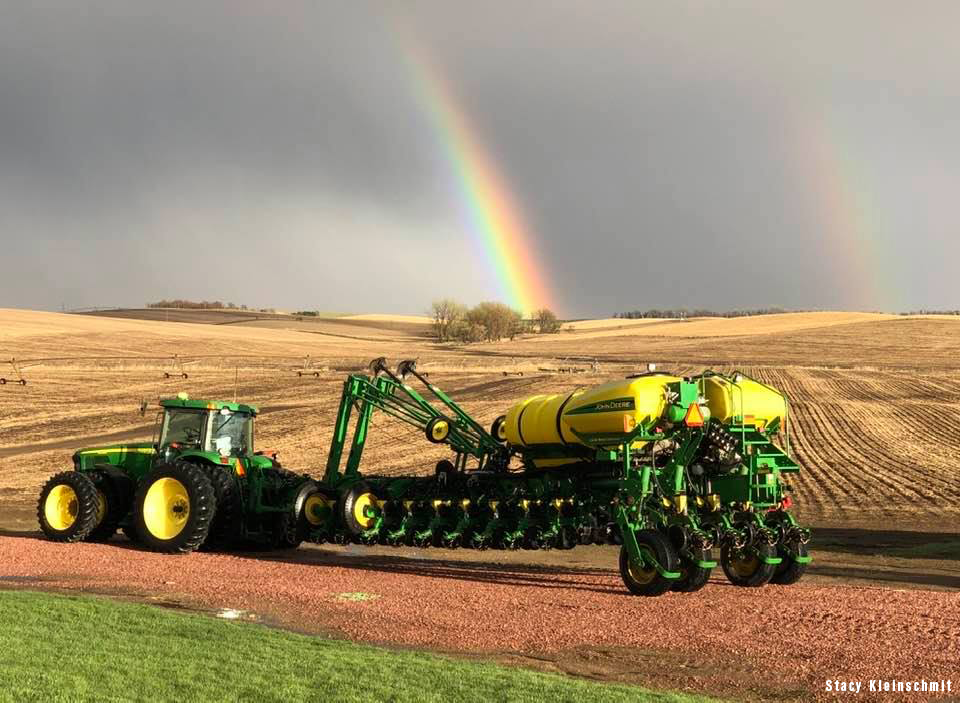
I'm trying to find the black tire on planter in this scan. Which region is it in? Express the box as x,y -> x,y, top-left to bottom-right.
771,542 -> 810,585
670,547 -> 714,593
133,460 -> 216,553
424,417 -> 451,444
490,416 -> 508,443
619,530 -> 679,597
198,465 -> 242,550
341,482 -> 379,537
721,542 -> 778,587
37,471 -> 101,543
87,470 -> 135,542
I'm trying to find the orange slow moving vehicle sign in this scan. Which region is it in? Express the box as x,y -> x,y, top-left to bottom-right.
684,403 -> 705,428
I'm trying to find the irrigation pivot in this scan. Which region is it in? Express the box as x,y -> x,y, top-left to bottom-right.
1,358 -> 30,386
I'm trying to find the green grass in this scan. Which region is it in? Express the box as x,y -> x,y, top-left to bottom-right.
0,590 -> 714,703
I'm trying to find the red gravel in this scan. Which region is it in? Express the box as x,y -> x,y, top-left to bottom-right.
2,535 -> 957,701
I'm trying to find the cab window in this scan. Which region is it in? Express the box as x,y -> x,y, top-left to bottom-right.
207,410 -> 252,457
160,409 -> 206,449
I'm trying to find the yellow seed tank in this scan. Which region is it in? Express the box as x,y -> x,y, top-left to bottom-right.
504,375 -> 681,451
702,376 -> 786,429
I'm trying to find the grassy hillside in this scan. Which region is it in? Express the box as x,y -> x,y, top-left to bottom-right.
0,590 -> 713,703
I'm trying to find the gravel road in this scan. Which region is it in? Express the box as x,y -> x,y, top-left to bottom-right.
2,535 -> 957,701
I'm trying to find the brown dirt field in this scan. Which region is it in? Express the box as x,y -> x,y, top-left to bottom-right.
2,308 -> 960,700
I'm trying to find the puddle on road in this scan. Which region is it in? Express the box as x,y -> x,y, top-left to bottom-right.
216,608 -> 259,621
334,592 -> 381,602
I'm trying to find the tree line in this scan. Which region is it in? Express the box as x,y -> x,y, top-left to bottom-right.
430,300 -> 561,342
614,307 -> 793,319
147,300 -> 247,310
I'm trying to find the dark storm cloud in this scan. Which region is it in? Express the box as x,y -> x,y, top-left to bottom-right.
1,1 -> 958,314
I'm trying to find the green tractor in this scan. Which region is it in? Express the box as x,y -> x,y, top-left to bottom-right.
37,393 -> 309,552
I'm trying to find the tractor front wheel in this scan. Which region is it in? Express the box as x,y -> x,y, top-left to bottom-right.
133,461 -> 216,553
37,472 -> 100,542
619,530 -> 679,597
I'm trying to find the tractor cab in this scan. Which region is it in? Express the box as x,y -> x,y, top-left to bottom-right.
157,394 -> 257,460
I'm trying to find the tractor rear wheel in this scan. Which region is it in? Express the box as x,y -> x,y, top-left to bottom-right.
619,530 -> 679,597
721,542 -> 778,587
199,466 -> 241,550
272,511 -> 302,549
771,542 -> 809,585
37,472 -> 100,542
133,461 -> 216,553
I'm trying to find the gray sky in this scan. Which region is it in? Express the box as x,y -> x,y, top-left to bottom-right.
1,1 -> 957,317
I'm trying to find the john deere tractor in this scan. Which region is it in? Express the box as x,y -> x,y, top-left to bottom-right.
37,394 -> 310,552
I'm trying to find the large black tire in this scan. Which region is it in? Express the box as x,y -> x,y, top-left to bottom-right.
619,530 -> 679,597
671,547 -> 714,593
87,470 -> 135,542
37,472 -> 100,542
199,465 -> 242,550
771,542 -> 809,585
721,542 -> 778,587
133,460 -> 216,553
271,511 -> 302,550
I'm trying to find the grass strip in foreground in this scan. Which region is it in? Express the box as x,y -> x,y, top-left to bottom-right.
0,590 -> 715,702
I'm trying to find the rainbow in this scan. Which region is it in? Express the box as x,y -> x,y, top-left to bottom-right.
398,36 -> 555,316
786,105 -> 895,311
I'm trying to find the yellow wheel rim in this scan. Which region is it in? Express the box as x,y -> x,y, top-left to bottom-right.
142,478 -> 190,540
44,484 -> 78,531
352,493 -> 377,529
626,545 -> 658,585
95,490 -> 108,526
304,494 -> 330,526
431,420 -> 450,441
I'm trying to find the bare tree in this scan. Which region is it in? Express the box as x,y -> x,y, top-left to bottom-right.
533,308 -> 561,334
429,299 -> 466,342
467,302 -> 521,341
